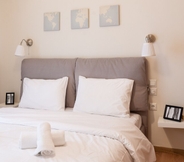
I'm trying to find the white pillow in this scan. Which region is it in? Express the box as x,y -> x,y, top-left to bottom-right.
73,76 -> 134,117
19,77 -> 68,110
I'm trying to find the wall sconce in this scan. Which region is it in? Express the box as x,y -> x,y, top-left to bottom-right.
141,34 -> 156,57
14,39 -> 33,56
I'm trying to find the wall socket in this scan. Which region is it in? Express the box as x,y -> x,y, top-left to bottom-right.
150,103 -> 157,111
150,88 -> 157,96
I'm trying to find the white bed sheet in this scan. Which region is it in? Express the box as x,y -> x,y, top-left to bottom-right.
65,108 -> 142,128
0,107 -> 156,162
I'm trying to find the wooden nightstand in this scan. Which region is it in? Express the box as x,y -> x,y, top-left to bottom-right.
0,103 -> 19,108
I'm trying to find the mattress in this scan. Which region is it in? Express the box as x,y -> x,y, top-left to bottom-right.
0,107 -> 155,162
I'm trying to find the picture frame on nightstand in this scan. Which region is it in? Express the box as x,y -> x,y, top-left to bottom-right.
163,104 -> 183,122
5,92 -> 15,105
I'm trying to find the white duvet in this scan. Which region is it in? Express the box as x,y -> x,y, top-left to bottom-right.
0,108 -> 156,162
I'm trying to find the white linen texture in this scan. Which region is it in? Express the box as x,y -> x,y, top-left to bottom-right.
34,122 -> 55,156
0,108 -> 156,162
74,76 -> 134,117
19,77 -> 68,110
19,130 -> 65,149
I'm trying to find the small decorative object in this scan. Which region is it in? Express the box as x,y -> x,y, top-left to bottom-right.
99,5 -> 120,27
5,92 -> 15,105
44,12 -> 60,31
163,105 -> 183,122
71,8 -> 89,29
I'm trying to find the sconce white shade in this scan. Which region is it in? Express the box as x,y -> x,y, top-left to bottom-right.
141,43 -> 156,57
14,39 -> 33,57
14,45 -> 25,56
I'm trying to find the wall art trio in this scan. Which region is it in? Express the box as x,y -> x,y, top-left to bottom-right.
43,5 -> 120,31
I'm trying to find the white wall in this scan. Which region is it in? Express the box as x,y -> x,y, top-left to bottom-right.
1,0 -> 184,149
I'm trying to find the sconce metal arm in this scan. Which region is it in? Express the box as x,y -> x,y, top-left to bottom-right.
145,34 -> 156,43
20,39 -> 33,46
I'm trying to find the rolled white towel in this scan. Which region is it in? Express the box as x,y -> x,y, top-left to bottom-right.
19,130 -> 65,149
34,122 -> 55,156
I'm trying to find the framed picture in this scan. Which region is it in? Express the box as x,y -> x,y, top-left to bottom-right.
44,12 -> 60,31
5,92 -> 15,105
99,5 -> 120,27
163,105 -> 183,122
71,8 -> 89,29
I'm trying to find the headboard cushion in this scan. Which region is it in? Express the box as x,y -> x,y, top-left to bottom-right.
21,58 -> 77,107
21,57 -> 149,136
75,57 -> 149,112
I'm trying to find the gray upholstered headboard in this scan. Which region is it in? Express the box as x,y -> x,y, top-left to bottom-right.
21,58 -> 76,108
21,57 -> 149,136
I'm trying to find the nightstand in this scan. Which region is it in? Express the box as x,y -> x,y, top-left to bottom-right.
0,103 -> 19,108
158,117 -> 184,129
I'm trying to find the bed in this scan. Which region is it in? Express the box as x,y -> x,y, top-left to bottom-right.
0,57 -> 156,162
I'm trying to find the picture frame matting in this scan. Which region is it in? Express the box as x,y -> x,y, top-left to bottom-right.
5,92 -> 15,105
163,104 -> 183,122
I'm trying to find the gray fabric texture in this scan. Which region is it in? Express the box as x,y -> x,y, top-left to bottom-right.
21,58 -> 77,107
21,57 -> 149,136
75,57 -> 149,111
